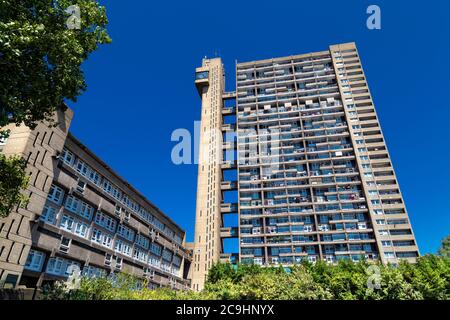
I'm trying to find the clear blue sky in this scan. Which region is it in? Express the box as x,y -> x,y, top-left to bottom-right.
68,0 -> 450,254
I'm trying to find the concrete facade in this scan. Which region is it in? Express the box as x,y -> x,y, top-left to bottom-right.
191,43 -> 420,290
190,58 -> 226,291
0,107 -> 191,290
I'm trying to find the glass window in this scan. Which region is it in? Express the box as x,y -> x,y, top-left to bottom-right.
47,185 -> 64,205
60,214 -> 74,231
195,71 -> 209,80
24,250 -> 45,272
41,204 -> 57,225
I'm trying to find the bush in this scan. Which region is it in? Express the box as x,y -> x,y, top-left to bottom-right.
42,255 -> 450,300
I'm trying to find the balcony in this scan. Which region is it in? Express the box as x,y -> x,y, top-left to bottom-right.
221,160 -> 237,170
223,142 -> 236,150
220,202 -> 238,214
220,253 -> 238,264
221,180 -> 237,191
222,123 -> 236,132
222,107 -> 236,116
220,227 -> 238,238
222,91 -> 236,100
195,69 -> 209,95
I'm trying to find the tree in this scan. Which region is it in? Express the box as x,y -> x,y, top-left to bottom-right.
438,235 -> 450,258
0,0 -> 111,129
40,258 -> 450,300
0,0 -> 110,218
0,154 -> 30,218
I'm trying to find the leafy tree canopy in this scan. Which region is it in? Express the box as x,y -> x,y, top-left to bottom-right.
42,255 -> 450,300
438,235 -> 450,258
0,0 -> 111,129
0,154 -> 29,218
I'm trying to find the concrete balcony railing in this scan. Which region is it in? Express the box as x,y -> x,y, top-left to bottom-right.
222,107 -> 236,116
221,180 -> 237,191
220,202 -> 238,214
220,227 -> 238,238
221,123 -> 236,132
223,142 -> 236,150
221,160 -> 237,170
220,253 -> 238,264
222,91 -> 236,100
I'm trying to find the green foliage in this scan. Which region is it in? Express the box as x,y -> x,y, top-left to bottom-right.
42,255 -> 450,300
0,154 -> 29,218
0,0 -> 111,129
438,235 -> 450,258
398,254 -> 450,299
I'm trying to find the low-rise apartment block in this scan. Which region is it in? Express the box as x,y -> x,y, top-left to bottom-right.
0,106 -> 191,290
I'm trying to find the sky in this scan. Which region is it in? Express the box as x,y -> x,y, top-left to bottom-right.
68,0 -> 450,255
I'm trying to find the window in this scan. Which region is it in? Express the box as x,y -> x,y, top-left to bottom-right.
162,249 -> 173,262
94,212 -> 116,232
376,219 -> 386,225
60,214 -> 74,231
115,257 -> 123,270
133,248 -> 148,262
76,180 -> 86,193
124,210 -> 131,222
74,221 -> 89,238
24,250 -> 45,272
91,228 -> 113,248
143,267 -> 155,278
61,148 -> 74,166
59,237 -> 71,254
76,159 -> 101,185
104,253 -> 112,266
48,185 -> 64,205
396,252 -> 418,258
82,265 -> 105,278
195,71 -> 209,80
149,254 -> 161,267
384,252 -> 395,258
393,240 -> 415,247
173,234 -> 182,245
173,255 -> 181,267
65,195 -> 93,220
150,242 -> 162,256
152,218 -> 165,232
41,204 -> 57,225
135,234 -> 150,249
46,257 -> 80,277
2,274 -> 19,289
117,224 -> 135,241
65,195 -> 80,213
79,202 -> 93,220
114,239 -> 132,256
381,240 -> 392,247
